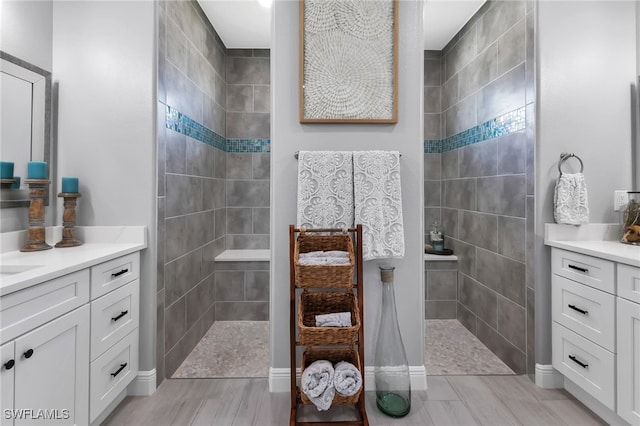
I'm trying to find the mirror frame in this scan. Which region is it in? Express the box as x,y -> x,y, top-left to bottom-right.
0,51 -> 52,208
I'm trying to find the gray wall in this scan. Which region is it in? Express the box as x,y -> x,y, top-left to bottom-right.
271,0 -> 425,371
536,1 -> 637,366
157,0 -> 227,381
52,0 -> 156,376
422,0 -> 535,375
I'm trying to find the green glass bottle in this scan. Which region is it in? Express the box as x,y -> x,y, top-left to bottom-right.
374,266 -> 411,417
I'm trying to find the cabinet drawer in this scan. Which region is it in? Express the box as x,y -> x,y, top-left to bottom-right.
618,264 -> 640,304
89,328 -> 138,423
0,270 -> 90,344
90,280 -> 139,360
551,248 -> 614,293
90,252 -> 139,299
552,275 -> 615,351
552,322 -> 615,410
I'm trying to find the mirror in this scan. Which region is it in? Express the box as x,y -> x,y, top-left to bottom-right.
0,51 -> 52,208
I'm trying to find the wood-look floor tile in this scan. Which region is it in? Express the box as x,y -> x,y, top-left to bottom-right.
423,400 -> 479,425
446,376 -> 520,425
423,376 -> 461,401
541,399 -> 607,426
102,376 -> 605,426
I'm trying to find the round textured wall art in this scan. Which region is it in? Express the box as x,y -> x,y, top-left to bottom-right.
300,0 -> 398,123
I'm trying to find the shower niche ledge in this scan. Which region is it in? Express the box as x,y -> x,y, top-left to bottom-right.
215,249 -> 270,262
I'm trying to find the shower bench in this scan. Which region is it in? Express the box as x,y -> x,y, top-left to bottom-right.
214,249 -> 270,321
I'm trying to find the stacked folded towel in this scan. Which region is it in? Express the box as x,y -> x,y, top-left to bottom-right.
298,250 -> 351,265
301,360 -> 362,411
301,360 -> 335,411
299,250 -> 350,258
333,361 -> 362,397
315,312 -> 352,327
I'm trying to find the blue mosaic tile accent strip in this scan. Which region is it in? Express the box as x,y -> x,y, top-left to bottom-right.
165,105 -> 271,153
424,140 -> 441,153
424,107 -> 526,154
226,139 -> 271,153
165,105 -> 226,151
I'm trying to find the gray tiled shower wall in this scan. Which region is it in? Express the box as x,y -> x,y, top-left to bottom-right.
156,1 -> 271,382
423,0 -> 535,375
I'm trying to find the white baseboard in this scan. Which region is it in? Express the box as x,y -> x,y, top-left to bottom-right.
269,365 -> 427,393
128,369 -> 157,396
535,364 -> 563,389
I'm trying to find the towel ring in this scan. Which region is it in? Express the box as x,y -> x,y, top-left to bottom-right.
558,152 -> 584,174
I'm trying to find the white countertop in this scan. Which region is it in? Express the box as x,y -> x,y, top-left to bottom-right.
544,223 -> 640,267
0,226 -> 147,296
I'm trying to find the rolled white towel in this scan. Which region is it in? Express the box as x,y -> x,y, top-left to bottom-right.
301,360 -> 335,411
315,312 -> 352,327
333,361 -> 362,397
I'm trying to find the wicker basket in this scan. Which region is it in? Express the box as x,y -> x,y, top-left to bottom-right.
300,347 -> 362,406
294,233 -> 355,289
298,291 -> 360,345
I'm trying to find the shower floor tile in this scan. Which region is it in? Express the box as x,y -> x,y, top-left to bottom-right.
172,321 -> 269,379
425,319 -> 516,376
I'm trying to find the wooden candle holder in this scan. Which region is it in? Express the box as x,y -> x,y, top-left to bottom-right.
0,178 -> 17,189
56,192 -> 82,248
21,179 -> 52,252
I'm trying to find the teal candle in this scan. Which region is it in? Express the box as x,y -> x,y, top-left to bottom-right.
11,176 -> 20,189
0,162 -> 14,179
27,161 -> 47,179
61,177 -> 79,193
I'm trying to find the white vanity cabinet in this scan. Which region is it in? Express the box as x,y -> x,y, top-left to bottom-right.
550,246 -> 640,425
0,250 -> 141,426
617,264 -> 640,425
551,248 -> 616,410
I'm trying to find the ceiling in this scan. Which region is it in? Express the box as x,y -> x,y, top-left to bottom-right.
198,0 -> 486,50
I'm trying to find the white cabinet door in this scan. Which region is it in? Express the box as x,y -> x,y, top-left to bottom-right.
1,341 -> 15,426
617,297 -> 640,425
13,305 -> 89,426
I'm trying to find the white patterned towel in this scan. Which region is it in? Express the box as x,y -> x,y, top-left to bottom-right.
333,361 -> 362,397
301,360 -> 335,411
297,151 -> 354,229
554,173 -> 589,225
353,151 -> 405,260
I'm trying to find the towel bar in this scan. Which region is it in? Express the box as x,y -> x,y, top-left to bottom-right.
558,152 -> 584,174
294,150 -> 401,159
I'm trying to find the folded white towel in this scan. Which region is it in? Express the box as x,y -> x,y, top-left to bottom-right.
315,312 -> 352,327
554,173 -> 589,225
353,151 -> 405,260
333,361 -> 362,397
301,360 -> 335,411
299,250 -> 349,259
298,257 -> 351,266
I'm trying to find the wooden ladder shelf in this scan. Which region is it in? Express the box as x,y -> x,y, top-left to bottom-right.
289,224 -> 368,426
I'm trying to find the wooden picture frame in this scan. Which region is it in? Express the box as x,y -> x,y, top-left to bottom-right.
299,0 -> 398,124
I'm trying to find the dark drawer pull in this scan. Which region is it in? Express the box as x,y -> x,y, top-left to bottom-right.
568,304 -> 588,315
111,310 -> 129,322
111,363 -> 128,377
23,349 -> 34,359
111,269 -> 129,278
568,264 -> 589,273
569,355 -> 588,369
3,359 -> 14,370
